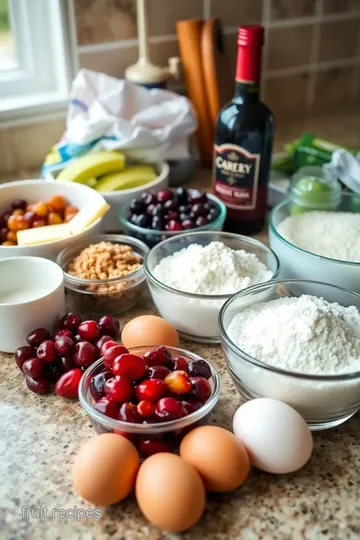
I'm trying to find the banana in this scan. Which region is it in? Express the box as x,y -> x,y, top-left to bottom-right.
95,165 -> 157,192
57,151 -> 125,184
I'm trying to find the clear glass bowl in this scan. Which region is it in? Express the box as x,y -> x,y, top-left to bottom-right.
57,234 -> 149,316
79,346 -> 220,457
269,193 -> 360,294
219,279 -> 360,430
144,231 -> 280,343
119,190 -> 227,248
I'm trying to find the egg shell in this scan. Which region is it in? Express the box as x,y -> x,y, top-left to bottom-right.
180,426 -> 250,492
233,398 -> 313,474
135,453 -> 205,532
73,433 -> 140,506
121,315 -> 179,349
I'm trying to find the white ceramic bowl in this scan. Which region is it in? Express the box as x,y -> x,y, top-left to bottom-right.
269,193 -> 360,293
0,257 -> 65,353
46,161 -> 170,232
0,180 -> 106,261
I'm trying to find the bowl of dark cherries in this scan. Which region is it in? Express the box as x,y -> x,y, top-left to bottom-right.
79,345 -> 220,457
119,187 -> 226,247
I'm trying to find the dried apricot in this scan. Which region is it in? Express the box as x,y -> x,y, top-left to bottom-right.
8,215 -> 29,232
47,195 -> 68,212
33,202 -> 48,218
48,212 -> 63,225
6,231 -> 17,243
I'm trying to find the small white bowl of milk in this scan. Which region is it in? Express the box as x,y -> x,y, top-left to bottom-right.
0,257 -> 65,353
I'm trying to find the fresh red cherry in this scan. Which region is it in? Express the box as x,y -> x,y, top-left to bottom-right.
90,371 -> 113,401
112,353 -> 146,381
53,329 -> 73,340
118,402 -> 141,423
139,438 -> 173,457
143,346 -> 172,367
154,397 -> 187,422
157,189 -> 174,203
135,379 -> 167,402
59,312 -> 82,333
37,340 -> 57,363
170,356 -> 188,372
94,335 -> 114,353
137,400 -> 156,419
195,216 -> 208,227
103,345 -> 129,370
190,376 -> 211,403
181,399 -> 202,414
74,341 -> 97,367
98,315 -> 120,338
26,376 -> 50,395
165,370 -> 192,394
182,219 -> 194,230
94,397 -> 120,419
188,359 -> 211,379
100,340 -> 118,356
55,336 -> 75,357
55,368 -> 83,399
73,334 -> 83,344
23,358 -> 45,380
26,328 -> 50,348
14,346 -> 36,372
104,376 -> 133,403
77,320 -> 100,341
166,220 -> 182,231
147,365 -> 170,380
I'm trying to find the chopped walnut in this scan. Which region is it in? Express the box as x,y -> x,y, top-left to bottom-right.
67,241 -> 142,295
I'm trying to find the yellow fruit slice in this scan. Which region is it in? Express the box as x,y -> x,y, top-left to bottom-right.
68,199 -> 110,235
95,165 -> 157,192
17,224 -> 71,246
57,151 -> 125,184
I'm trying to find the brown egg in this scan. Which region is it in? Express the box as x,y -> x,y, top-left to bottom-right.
135,453 -> 205,532
73,433 -> 140,506
122,315 -> 179,349
180,426 -> 250,492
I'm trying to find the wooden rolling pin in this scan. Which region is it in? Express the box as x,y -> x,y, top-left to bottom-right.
176,18 -> 214,166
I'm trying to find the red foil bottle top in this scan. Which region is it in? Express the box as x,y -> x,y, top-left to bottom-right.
236,25 -> 265,83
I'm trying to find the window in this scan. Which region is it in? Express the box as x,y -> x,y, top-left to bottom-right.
0,0 -> 76,121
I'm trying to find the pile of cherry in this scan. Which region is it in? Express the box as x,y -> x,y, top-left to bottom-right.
128,187 -> 221,232
90,345 -> 212,457
14,313 -> 120,398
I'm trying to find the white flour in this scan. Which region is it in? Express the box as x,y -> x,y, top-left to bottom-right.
226,294 -> 360,423
150,241 -> 274,340
227,295 -> 360,375
153,241 -> 272,295
277,211 -> 360,262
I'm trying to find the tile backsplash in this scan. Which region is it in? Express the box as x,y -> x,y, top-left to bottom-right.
2,0 -> 360,175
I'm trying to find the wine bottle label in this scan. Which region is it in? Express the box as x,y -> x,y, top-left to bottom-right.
213,143 -> 260,210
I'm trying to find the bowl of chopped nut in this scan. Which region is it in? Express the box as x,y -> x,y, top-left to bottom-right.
57,234 -> 149,316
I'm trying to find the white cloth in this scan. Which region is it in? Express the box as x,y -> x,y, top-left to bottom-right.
63,69 -> 197,162
326,149 -> 360,194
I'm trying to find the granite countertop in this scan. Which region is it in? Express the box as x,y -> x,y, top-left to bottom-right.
1,112 -> 360,539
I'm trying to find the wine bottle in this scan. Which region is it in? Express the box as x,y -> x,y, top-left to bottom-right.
212,25 -> 274,235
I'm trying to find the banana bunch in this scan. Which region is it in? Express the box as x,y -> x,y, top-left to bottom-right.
57,151 -> 157,192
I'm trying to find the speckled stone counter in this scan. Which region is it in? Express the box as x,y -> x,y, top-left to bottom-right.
1,112 -> 360,539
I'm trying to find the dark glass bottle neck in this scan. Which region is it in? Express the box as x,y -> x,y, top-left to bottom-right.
234,81 -> 260,104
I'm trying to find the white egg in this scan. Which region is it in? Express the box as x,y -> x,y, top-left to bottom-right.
233,398 -> 313,474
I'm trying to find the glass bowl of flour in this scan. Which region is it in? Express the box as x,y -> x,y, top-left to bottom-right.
219,279 -> 360,430
269,192 -> 360,293
144,231 -> 279,343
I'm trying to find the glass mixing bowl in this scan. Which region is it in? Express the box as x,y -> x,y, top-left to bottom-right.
219,279 -> 360,430
269,193 -> 360,293
79,346 -> 220,457
144,231 -> 280,343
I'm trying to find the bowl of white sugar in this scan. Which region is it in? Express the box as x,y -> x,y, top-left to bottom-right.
219,279 -> 360,430
269,192 -> 360,292
144,231 -> 279,343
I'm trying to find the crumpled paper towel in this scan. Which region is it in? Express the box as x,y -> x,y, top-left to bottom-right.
325,149 -> 360,194
42,69 -> 197,175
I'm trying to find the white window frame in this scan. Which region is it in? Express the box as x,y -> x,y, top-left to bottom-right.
0,0 -> 77,122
